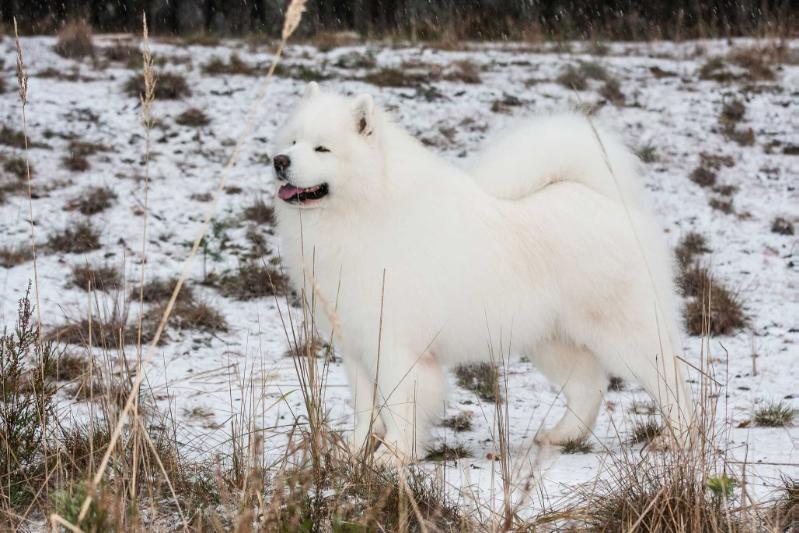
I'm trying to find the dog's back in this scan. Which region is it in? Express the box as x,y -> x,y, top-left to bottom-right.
470,112 -> 643,207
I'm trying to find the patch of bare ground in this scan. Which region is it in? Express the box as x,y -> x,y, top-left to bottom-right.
62,139 -> 109,172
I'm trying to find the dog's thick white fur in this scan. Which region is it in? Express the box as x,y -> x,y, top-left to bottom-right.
273,82 -> 693,461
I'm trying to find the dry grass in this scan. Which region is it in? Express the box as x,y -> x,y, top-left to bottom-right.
133,276 -> 195,305
211,262 -> 290,300
54,20 -> 95,59
3,156 -> 30,180
561,436 -> 594,454
71,264 -> 120,292
771,216 -> 794,236
202,53 -> 259,76
124,72 -> 190,99
175,107 -> 210,127
453,362 -> 499,402
675,231 -> 710,266
599,77 -> 625,105
723,125 -> 756,147
682,269 -> 747,335
753,401 -> 796,427
64,186 -> 117,215
62,139 -> 108,172
0,125 -> 32,149
424,443 -> 472,462
0,244 -> 33,268
363,67 -> 427,88
47,220 -> 102,254
709,196 -> 734,214
441,412 -> 473,432
690,165 -> 717,188
242,198 -> 276,225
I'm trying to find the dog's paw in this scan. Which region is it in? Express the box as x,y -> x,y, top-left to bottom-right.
534,428 -> 580,447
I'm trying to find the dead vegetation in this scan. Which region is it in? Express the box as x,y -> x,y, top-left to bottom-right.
242,198 -> 276,225
202,53 -> 259,76
175,107 -> 210,127
124,72 -> 190,99
441,411 -> 473,432
363,67 -> 427,88
2,155 -> 29,180
71,264 -> 120,292
682,266 -> 746,336
47,220 -> 102,254
675,231 -> 710,266
560,436 -> 594,454
0,244 -> 33,268
54,20 -> 95,59
210,262 -> 290,300
771,216 -> 794,236
453,363 -> 499,402
424,443 -> 472,462
753,401 -> 796,427
64,186 -> 117,215
62,139 -> 108,172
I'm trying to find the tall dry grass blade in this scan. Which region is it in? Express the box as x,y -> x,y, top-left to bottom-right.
75,3 -> 308,523
12,18 -> 41,337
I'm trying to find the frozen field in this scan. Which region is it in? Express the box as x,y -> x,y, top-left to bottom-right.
0,34 -> 797,515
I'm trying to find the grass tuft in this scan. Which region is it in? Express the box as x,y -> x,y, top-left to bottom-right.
124,72 -> 190,99
211,262 -> 290,300
440,411 -> 473,432
175,107 -> 210,127
682,270 -> 746,335
243,198 -> 276,225
47,220 -> 102,254
64,186 -> 117,215
770,216 -> 794,236
454,363 -> 499,402
690,165 -> 717,188
561,436 -> 593,454
54,20 -> 95,59
753,401 -> 795,428
629,419 -> 663,444
71,264 -> 120,292
425,443 -> 472,462
675,231 -> 710,267
0,244 -> 33,268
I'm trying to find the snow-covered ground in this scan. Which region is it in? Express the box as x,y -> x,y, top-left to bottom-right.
1,35 -> 797,513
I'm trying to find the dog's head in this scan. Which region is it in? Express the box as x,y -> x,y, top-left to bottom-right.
272,82 -> 383,210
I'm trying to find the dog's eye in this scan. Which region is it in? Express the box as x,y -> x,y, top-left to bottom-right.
291,140 -> 296,145
314,146 -> 330,153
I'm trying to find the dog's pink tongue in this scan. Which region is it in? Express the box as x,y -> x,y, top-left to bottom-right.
278,184 -> 300,201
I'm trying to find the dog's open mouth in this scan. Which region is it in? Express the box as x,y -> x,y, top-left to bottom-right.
278,183 -> 329,204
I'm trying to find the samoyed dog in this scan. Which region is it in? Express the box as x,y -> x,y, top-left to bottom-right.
273,81 -> 693,461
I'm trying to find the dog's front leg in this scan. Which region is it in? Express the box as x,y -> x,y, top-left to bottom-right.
372,348 -> 447,464
343,355 -> 385,455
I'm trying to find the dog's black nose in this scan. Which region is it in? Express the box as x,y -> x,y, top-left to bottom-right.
273,154 -> 290,172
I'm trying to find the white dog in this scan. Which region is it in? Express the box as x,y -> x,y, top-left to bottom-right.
273,82 -> 693,461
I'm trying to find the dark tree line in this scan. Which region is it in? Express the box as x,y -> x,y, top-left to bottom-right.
2,0 -> 796,40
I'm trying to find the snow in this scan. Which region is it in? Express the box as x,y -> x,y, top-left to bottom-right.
0,34 -> 797,514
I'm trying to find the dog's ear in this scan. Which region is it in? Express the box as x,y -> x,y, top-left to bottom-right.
303,81 -> 320,99
353,93 -> 374,136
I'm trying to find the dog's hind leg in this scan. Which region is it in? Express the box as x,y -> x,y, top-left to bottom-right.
530,340 -> 607,445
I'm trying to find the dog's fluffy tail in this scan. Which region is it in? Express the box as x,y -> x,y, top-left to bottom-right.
470,112 -> 643,205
